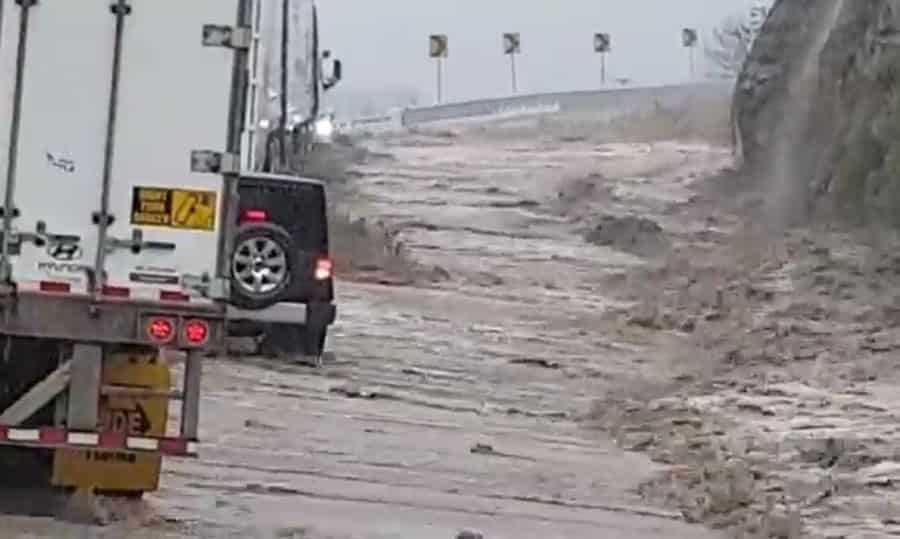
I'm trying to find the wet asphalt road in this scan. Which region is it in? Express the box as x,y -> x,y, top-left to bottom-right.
3,120 -> 728,538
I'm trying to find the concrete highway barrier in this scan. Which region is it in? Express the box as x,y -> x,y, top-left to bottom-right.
343,82 -> 731,132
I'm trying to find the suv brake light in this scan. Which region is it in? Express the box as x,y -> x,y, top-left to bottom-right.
315,258 -> 333,280
240,209 -> 268,223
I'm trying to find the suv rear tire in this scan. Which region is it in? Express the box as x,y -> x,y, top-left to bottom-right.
230,223 -> 295,310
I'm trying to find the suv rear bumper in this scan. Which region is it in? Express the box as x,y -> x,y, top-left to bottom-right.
227,301 -> 336,327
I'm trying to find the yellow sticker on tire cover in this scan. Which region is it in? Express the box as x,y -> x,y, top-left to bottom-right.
131,186 -> 217,231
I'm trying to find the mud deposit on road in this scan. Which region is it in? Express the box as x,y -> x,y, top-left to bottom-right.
4,117 -> 739,538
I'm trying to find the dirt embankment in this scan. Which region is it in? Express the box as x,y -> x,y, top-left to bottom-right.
735,0 -> 900,227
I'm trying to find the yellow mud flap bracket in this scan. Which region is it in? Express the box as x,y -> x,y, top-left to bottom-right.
51,351 -> 171,494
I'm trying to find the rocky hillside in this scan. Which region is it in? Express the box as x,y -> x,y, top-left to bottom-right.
734,0 -> 900,226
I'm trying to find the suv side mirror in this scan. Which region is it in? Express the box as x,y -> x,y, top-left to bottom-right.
331,59 -> 342,84
322,53 -> 342,92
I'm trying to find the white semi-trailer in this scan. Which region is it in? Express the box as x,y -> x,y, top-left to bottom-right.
0,0 -> 340,495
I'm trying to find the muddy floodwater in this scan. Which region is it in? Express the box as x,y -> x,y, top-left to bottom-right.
1,119 -> 731,538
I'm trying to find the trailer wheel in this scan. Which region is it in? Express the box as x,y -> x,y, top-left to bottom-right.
230,223 -> 294,310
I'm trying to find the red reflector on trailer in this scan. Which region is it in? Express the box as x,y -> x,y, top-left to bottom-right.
41,429 -> 67,444
314,258 -> 333,280
147,317 -> 175,343
158,437 -> 188,455
183,319 -> 210,345
102,285 -> 130,298
160,290 -> 190,302
39,281 -> 71,293
241,209 -> 268,223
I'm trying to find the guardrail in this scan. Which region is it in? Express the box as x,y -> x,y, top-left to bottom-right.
343,81 -> 731,132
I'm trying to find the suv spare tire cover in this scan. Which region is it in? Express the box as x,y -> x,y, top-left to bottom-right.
230,223 -> 296,310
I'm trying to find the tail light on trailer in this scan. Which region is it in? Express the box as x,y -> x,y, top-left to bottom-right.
145,317 -> 175,344
182,319 -> 210,346
314,258 -> 333,280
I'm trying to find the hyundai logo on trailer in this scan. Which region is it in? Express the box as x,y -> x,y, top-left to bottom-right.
48,241 -> 83,261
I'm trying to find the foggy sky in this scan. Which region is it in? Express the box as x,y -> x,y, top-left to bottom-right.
318,0 -> 760,104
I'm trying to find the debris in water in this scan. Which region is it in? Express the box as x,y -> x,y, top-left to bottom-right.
584,214 -> 668,257
470,443 -> 495,455
275,527 -> 310,538
244,418 -> 282,431
329,384 -> 381,399
505,407 -> 568,419
509,357 -> 561,369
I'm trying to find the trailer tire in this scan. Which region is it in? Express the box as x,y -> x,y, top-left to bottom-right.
230,223 -> 295,310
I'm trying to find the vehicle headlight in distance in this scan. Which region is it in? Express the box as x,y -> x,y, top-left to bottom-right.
314,117 -> 334,140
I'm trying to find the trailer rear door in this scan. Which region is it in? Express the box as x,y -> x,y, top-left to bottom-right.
0,0 -> 243,302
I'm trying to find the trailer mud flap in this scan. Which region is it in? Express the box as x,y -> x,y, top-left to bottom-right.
51,351 -> 169,493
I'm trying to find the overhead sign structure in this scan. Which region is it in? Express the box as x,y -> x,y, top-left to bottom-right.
593,32 -> 611,53
502,32 -> 521,55
503,32 -> 521,95
429,34 -> 448,104
429,34 -> 448,58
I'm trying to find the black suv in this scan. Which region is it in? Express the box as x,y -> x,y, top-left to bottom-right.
226,173 -> 336,363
